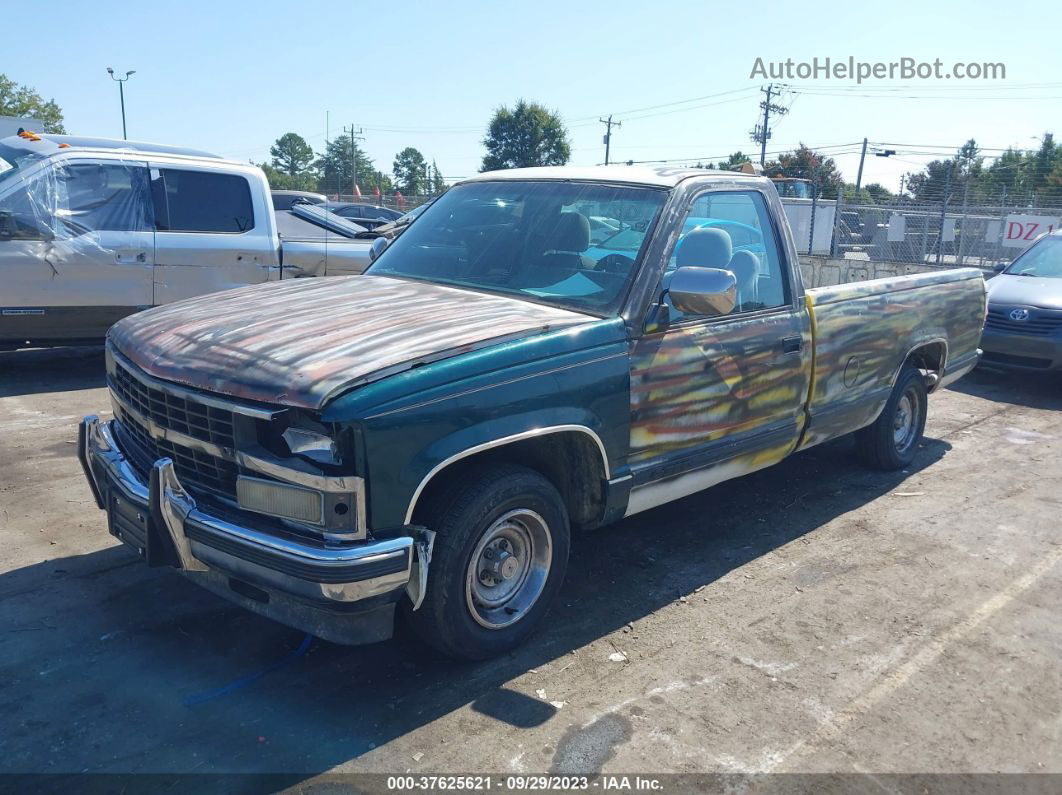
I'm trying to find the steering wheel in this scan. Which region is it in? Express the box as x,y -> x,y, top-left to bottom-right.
595,253 -> 635,275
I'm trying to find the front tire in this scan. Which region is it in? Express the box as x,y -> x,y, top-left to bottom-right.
405,463 -> 570,660
855,365 -> 928,470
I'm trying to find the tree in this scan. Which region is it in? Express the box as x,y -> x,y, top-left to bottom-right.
393,146 -> 428,195
717,151 -> 751,171
0,74 -> 65,133
481,100 -> 570,171
270,132 -> 314,179
863,183 -> 894,203
905,139 -> 985,204
257,162 -> 317,192
430,160 -> 446,194
766,144 -> 843,198
315,136 -> 391,196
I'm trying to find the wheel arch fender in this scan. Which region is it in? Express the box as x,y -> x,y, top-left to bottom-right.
402,409 -> 614,526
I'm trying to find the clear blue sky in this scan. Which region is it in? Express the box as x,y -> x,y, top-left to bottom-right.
5,0 -> 1059,192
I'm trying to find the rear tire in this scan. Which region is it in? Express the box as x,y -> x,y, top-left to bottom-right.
855,365 -> 928,471
405,463 -> 570,660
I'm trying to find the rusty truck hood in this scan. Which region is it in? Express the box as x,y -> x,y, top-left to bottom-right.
108,275 -> 594,410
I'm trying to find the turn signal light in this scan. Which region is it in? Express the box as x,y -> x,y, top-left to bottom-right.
236,476 -> 324,525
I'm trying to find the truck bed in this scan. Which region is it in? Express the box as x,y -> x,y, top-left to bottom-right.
801,267 -> 986,448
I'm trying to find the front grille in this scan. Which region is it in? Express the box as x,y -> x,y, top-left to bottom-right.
114,406 -> 239,499
110,359 -> 235,449
985,309 -> 1062,337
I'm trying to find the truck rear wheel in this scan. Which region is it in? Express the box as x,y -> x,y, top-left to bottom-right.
406,463 -> 570,660
855,365 -> 928,470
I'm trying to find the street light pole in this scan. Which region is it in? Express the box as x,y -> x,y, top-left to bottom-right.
106,68 -> 136,140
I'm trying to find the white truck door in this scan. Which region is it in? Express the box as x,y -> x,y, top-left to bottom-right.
0,157 -> 154,345
150,165 -> 276,304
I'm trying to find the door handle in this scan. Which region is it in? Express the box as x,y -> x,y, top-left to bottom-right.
114,250 -> 147,264
781,335 -> 802,353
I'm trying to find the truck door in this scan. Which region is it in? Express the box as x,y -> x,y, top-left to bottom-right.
626,188 -> 812,515
0,157 -> 154,344
150,165 -> 275,304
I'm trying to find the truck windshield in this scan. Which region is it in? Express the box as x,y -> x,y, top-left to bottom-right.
366,180 -> 666,315
1005,237 -> 1062,278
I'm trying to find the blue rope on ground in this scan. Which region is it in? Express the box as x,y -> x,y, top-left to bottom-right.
183,632 -> 314,706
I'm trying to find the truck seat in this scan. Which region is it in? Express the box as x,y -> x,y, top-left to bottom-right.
727,249 -> 761,310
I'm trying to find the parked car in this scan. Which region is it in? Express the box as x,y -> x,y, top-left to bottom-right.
365,199 -> 435,240
325,202 -> 402,229
78,165 -> 985,659
270,190 -> 327,210
981,230 -> 1062,371
0,133 -> 371,348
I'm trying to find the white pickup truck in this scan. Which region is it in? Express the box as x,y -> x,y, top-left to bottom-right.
0,132 -> 372,348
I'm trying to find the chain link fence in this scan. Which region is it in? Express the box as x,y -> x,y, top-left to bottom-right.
823,196 -> 1062,267
333,193 -> 438,212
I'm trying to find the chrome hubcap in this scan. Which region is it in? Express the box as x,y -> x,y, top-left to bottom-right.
465,509 -> 552,629
893,391 -> 918,452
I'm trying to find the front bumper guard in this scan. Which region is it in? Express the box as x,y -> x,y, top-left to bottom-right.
78,415 -> 422,611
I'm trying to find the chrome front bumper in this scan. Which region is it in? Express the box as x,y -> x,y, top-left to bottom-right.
78,415 -> 423,644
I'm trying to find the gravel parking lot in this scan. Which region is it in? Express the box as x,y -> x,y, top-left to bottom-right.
1,348 -> 1060,784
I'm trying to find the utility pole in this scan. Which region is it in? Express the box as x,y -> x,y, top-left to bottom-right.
343,124 -> 364,200
750,84 -> 788,167
600,115 -> 621,165
854,138 -> 868,192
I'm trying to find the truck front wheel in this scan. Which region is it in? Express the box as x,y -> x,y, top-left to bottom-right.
406,463 -> 570,659
855,365 -> 928,470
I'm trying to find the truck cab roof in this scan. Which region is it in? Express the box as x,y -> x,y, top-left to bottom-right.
0,132 -> 223,162
466,164 -> 770,189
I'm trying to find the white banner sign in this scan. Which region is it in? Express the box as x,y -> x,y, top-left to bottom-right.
1002,214 -> 1060,248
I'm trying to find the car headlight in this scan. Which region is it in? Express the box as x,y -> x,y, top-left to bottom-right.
282,426 -> 340,466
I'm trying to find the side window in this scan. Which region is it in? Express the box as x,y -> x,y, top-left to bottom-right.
0,161 -> 151,239
663,190 -> 789,322
57,162 -> 152,233
154,169 -> 254,233
0,185 -> 49,240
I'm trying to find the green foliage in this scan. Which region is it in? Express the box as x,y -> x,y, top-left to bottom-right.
864,183 -> 894,203
315,136 -> 392,196
430,160 -> 446,194
903,133 -> 1062,205
0,74 -> 65,133
393,146 -> 428,194
257,162 -> 318,192
481,100 -> 570,171
766,144 -> 844,198
270,132 -> 314,179
716,151 -> 751,171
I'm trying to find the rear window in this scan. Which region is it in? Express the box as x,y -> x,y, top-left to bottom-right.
154,168 -> 254,233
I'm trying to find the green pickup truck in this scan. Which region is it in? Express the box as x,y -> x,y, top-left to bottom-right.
79,166 -> 986,659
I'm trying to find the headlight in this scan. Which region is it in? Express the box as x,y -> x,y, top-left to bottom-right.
282,426 -> 340,466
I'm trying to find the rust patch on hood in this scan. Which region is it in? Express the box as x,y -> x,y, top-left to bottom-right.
108,275 -> 592,409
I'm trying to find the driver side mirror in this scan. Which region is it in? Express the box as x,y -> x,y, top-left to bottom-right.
369,235 -> 389,263
992,262 -> 1008,274
666,266 -> 737,317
